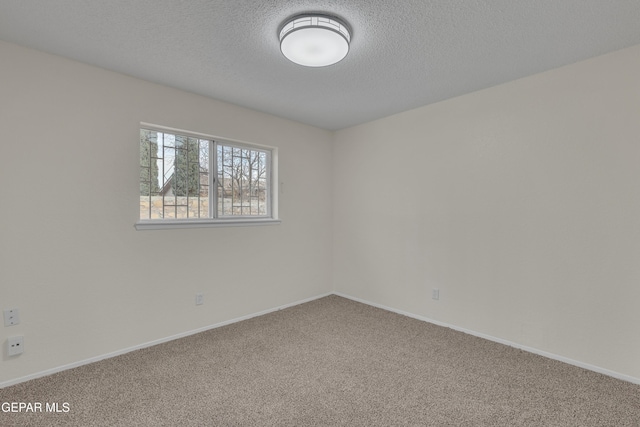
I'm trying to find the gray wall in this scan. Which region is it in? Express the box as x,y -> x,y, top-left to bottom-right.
1,40 -> 333,384
333,44 -> 640,381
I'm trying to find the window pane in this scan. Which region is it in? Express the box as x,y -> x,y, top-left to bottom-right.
139,128 -> 272,222
164,206 -> 176,219
140,140 -> 150,166
150,195 -> 163,219
139,129 -> 160,219
139,129 -> 213,220
199,197 -> 209,217
163,133 -> 175,148
175,201 -> 188,219
217,143 -> 269,217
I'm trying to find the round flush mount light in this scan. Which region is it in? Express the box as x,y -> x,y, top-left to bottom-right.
279,14 -> 351,67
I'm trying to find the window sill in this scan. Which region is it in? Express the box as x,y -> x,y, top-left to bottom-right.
134,218 -> 281,230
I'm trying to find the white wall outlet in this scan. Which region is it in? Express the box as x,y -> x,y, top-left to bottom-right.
432,288 -> 440,300
8,335 -> 24,356
195,293 -> 204,306
4,309 -> 20,326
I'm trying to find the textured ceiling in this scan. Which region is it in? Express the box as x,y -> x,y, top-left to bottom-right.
1,1 -> 640,130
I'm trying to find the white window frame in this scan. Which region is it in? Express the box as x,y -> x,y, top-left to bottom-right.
135,123 -> 280,230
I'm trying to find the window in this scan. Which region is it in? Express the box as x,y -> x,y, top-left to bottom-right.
136,125 -> 279,230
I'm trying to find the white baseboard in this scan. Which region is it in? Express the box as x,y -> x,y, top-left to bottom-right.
4,291 -> 638,388
333,291 -> 640,386
0,292 -> 332,389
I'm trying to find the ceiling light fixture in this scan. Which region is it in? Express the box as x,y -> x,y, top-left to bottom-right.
279,14 -> 351,67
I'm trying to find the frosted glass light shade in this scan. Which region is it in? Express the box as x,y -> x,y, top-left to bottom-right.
279,14 -> 351,67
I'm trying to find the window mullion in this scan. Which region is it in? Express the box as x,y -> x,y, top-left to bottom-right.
161,132 -> 166,219
266,150 -> 271,218
210,141 -> 216,218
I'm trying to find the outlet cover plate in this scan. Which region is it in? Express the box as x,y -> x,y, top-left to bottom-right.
8,335 -> 24,356
4,309 -> 20,326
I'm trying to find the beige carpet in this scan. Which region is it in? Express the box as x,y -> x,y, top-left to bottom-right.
1,295 -> 638,426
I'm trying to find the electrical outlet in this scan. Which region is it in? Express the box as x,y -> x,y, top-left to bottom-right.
195,293 -> 204,306
8,336 -> 24,356
432,288 -> 440,300
4,309 -> 20,326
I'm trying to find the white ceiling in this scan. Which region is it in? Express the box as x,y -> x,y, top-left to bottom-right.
1,1 -> 639,130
